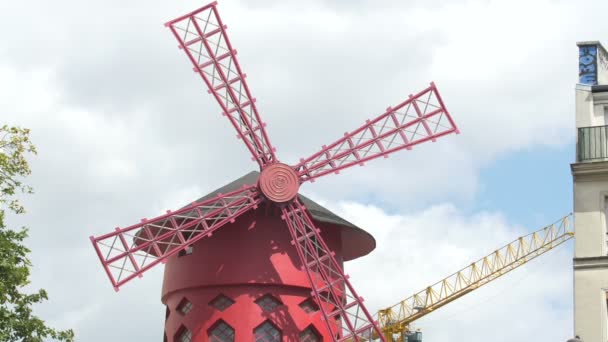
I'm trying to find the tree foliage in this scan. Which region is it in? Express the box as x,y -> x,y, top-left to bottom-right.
0,125 -> 74,341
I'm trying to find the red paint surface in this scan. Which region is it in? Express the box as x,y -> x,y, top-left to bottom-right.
162,209 -> 373,341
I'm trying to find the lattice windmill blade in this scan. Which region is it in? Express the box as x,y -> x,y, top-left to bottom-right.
294,83 -> 459,183
166,2 -> 277,168
90,2 -> 460,340
281,199 -> 384,341
90,184 -> 262,290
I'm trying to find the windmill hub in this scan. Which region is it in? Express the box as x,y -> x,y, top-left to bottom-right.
258,163 -> 299,203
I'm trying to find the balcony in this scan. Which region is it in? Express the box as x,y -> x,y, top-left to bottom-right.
578,125 -> 608,162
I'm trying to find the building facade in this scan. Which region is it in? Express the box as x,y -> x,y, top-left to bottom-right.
572,41 -> 608,342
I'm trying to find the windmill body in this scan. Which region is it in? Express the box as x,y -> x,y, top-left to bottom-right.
89,2 -> 458,341
162,172 -> 375,341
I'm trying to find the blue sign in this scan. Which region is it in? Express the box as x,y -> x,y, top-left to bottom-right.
579,45 -> 598,85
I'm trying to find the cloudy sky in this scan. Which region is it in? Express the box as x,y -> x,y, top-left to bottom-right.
1,0 -> 604,341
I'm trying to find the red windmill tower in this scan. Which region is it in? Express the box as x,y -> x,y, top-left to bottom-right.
90,2 -> 459,341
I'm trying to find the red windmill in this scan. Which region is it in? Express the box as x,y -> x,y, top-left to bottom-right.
90,2 -> 458,341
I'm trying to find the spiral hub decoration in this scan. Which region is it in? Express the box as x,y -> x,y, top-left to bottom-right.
259,163 -> 300,203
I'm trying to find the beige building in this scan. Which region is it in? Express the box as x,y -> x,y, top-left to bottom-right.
572,41 -> 608,342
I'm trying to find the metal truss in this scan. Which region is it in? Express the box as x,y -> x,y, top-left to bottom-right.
294,83 -> 458,183
282,199 -> 383,341
90,185 -> 261,290
376,214 -> 574,338
166,2 -> 277,168
90,2 -> 462,342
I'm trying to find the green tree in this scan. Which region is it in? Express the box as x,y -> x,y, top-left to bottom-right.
0,125 -> 74,342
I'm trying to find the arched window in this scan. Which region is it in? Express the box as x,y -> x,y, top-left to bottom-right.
208,320 -> 235,342
177,297 -> 193,315
255,294 -> 282,312
209,294 -> 235,312
174,325 -> 192,342
254,320 -> 281,342
299,325 -> 321,342
298,298 -> 319,313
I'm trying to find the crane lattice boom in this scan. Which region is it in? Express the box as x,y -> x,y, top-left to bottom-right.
376,214 -> 574,338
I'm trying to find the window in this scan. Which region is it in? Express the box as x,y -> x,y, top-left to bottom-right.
165,306 -> 170,320
209,294 -> 235,312
255,294 -> 282,312
177,298 -> 193,315
254,321 -> 281,342
299,325 -> 321,342
208,320 -> 235,342
299,298 -> 319,314
175,326 -> 192,342
406,331 -> 423,342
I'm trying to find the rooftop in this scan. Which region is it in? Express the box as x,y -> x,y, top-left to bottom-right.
192,171 -> 377,261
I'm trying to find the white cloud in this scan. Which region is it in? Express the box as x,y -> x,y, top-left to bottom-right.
0,0 -> 591,206
0,0 -> 591,340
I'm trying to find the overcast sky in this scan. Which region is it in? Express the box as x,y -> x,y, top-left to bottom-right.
1,0 -> 605,341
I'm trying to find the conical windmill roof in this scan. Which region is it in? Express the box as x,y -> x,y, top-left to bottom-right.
193,171 -> 376,261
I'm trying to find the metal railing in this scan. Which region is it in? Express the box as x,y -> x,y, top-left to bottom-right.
578,125 -> 608,162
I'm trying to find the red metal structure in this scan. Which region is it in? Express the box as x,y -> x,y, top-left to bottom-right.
89,2 -> 458,341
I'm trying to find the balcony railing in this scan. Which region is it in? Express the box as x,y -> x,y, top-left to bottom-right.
578,125 -> 608,162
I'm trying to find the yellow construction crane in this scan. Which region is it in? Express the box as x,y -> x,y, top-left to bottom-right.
374,214 -> 574,341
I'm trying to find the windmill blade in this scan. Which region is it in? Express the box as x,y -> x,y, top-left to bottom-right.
281,199 -> 385,342
294,83 -> 458,183
90,185 -> 262,290
166,2 -> 277,168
